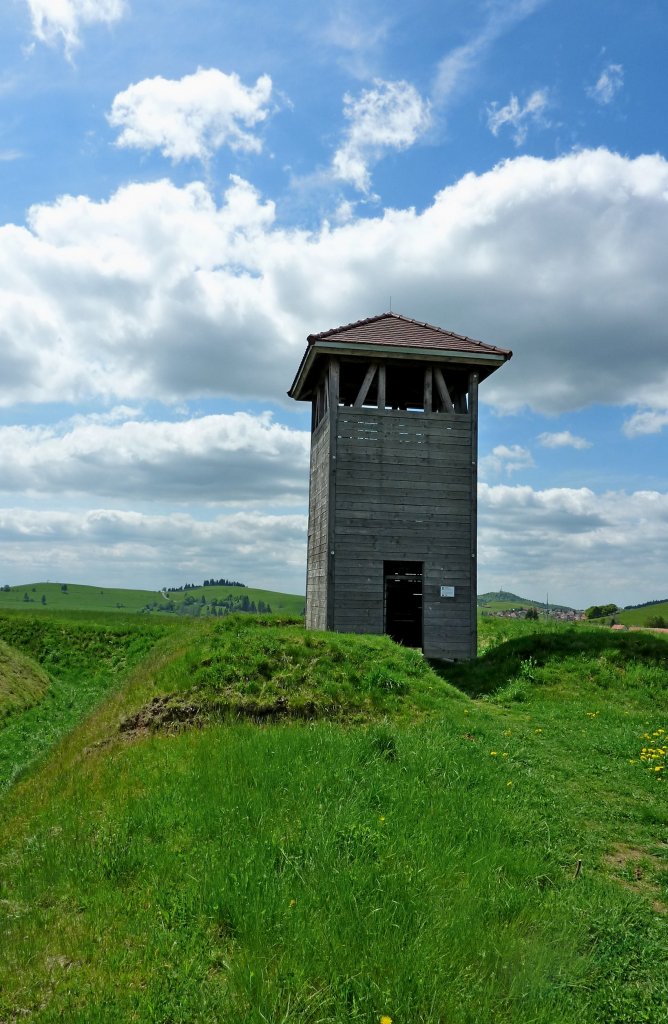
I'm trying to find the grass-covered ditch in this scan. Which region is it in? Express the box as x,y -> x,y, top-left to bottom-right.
1,613 -> 667,1022
0,612 -> 175,792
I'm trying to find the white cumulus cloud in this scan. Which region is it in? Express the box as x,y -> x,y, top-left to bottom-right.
623,409 -> 668,437
487,89 -> 548,145
332,79 -> 431,192
0,412 -> 309,504
1,149 -> 668,430
480,444 -> 535,478
479,484 -> 668,607
25,0 -> 126,56
0,507 -> 308,594
538,431 -> 592,450
109,68 -> 273,163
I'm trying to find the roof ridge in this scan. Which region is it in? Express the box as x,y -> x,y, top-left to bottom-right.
308,311 -> 395,340
307,311 -> 509,354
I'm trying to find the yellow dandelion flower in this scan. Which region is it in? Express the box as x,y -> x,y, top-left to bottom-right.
502,752 -> 509,757
490,751 -> 498,756
380,1016 -> 393,1024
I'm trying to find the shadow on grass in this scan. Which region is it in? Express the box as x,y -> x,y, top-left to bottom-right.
431,628 -> 668,698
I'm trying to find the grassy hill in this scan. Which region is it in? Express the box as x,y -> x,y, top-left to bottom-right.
152,584 -> 304,617
617,600 -> 668,628
478,590 -> 575,612
0,581 -> 304,618
0,581 -> 164,613
0,612 -> 667,1022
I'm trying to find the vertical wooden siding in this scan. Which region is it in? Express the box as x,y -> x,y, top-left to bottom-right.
305,418 -> 330,630
331,408 -> 475,660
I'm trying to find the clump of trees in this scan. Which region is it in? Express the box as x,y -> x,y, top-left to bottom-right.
585,604 -> 619,620
646,615 -> 667,629
203,578 -> 245,588
525,607 -> 539,620
166,578 -> 246,593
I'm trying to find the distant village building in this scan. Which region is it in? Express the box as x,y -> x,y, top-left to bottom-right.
289,312 -> 511,660
487,607 -> 586,622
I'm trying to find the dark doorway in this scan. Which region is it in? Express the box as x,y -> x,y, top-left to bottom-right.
384,561 -> 423,648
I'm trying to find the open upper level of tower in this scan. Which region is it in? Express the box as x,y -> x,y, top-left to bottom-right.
288,311 -> 512,417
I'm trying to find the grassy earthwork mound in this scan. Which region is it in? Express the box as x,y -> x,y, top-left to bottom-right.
0,611 -> 667,1023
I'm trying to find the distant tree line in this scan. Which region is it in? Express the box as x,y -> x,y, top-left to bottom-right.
143,593 -> 271,617
623,598 -> 668,611
203,578 -> 246,588
166,578 -> 246,592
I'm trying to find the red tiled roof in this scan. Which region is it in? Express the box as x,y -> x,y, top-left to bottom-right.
307,312 -> 512,358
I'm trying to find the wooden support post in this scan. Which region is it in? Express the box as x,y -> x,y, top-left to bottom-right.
354,363 -> 377,407
423,366 -> 433,413
328,359 -> 339,410
377,365 -> 386,410
434,367 -> 455,413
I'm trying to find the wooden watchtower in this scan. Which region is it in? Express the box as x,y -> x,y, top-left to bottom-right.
288,313 -> 512,660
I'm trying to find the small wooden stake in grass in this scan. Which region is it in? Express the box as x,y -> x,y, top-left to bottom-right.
573,859 -> 582,879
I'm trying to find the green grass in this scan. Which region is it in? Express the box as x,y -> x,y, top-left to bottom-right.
0,613 -> 176,792
0,581 -> 305,618
0,639 -> 50,718
0,614 -> 667,1022
617,601 -> 668,628
118,615 -> 464,732
0,581 -> 163,612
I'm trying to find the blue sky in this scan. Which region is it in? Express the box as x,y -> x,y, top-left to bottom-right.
0,0 -> 666,607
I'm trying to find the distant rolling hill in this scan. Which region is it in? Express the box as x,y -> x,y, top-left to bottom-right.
0,582 -> 304,618
478,590 -> 576,613
617,600 -> 668,628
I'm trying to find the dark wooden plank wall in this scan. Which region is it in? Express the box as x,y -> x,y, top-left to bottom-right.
331,408 -> 475,659
305,418 -> 330,630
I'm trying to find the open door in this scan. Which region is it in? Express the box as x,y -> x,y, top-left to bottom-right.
384,561 -> 423,648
